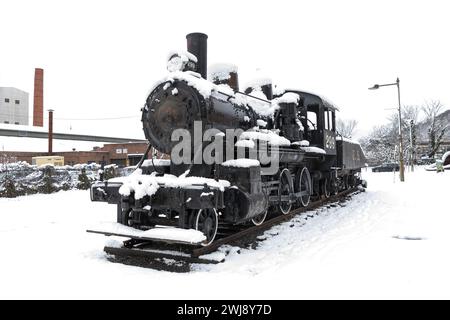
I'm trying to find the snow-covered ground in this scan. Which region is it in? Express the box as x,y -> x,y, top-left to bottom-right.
0,167 -> 449,299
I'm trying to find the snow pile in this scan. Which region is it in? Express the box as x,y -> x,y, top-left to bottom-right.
208,63 -> 238,81
336,136 -> 360,145
300,146 -> 326,154
272,92 -> 300,104
234,91 -> 299,118
166,51 -> 198,72
235,139 -> 255,148
292,140 -> 310,147
221,159 -> 260,168
256,119 -> 267,127
118,173 -> 159,199
113,172 -> 230,199
239,129 -> 291,146
1,167 -> 450,298
90,222 -> 206,244
233,89 -> 274,116
151,71 -> 215,99
243,77 -> 272,90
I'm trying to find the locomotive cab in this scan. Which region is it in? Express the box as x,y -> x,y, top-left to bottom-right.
295,91 -> 337,155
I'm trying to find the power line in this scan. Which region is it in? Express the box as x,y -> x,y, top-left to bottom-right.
54,116 -> 139,121
0,112 -> 139,121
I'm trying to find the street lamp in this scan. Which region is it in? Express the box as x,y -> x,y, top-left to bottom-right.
369,77 -> 405,182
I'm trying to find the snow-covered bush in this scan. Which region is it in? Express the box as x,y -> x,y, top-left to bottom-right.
0,175 -> 18,198
0,162 -> 131,198
77,168 -> 92,190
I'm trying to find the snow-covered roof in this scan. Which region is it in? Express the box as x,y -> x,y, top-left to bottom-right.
0,87 -> 29,95
0,136 -> 106,152
284,89 -> 340,111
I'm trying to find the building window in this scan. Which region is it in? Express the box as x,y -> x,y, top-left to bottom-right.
15,122 -> 19,125
4,98 -> 9,103
15,100 -> 20,104
122,148 -> 128,154
4,121 -> 9,124
116,149 -> 122,154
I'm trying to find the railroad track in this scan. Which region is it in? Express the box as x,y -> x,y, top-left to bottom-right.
103,187 -> 362,271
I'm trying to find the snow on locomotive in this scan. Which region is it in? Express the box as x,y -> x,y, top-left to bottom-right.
90,33 -> 367,246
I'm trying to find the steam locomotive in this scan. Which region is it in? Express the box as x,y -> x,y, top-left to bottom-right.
90,33 -> 367,246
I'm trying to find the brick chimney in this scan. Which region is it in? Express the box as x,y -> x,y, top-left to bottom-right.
33,68 -> 44,127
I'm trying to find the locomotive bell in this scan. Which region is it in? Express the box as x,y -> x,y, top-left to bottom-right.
167,51 -> 197,73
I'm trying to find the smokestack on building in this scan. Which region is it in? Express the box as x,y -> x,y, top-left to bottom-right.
33,68 -> 44,127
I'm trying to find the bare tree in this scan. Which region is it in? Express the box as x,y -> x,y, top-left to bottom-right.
422,100 -> 447,158
403,105 -> 420,124
359,124 -> 397,164
336,119 -> 358,138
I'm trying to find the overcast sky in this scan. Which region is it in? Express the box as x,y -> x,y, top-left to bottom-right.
1,0 -> 449,140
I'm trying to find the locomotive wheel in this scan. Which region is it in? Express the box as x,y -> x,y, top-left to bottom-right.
251,210 -> 268,226
344,175 -> 350,190
278,168 -> 294,215
321,178 -> 331,198
296,167 -> 312,207
331,177 -> 339,195
348,174 -> 356,188
194,208 -> 218,246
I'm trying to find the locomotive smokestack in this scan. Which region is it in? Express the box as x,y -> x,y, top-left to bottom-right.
186,33 -> 208,79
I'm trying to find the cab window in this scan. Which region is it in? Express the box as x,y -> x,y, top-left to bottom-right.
324,109 -> 335,131
307,111 -> 317,130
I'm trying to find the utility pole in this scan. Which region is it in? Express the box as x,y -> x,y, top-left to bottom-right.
396,78 -> 405,181
410,119 -> 415,172
369,77 -> 405,182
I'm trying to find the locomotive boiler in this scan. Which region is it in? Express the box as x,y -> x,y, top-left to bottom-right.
90,33 -> 367,246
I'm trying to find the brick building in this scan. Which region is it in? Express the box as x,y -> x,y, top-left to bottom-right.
1,142 -> 154,167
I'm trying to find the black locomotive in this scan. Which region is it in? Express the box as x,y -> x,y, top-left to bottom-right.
90,33 -> 367,246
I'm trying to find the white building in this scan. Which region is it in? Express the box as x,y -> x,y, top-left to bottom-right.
0,87 -> 29,125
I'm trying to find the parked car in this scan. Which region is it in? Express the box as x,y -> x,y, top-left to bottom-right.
372,162 -> 400,172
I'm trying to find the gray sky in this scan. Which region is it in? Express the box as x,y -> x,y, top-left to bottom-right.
1,0 -> 449,140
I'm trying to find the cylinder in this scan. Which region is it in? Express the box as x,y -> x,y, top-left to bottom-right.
186,33 -> 208,79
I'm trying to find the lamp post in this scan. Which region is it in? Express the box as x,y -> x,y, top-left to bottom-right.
369,77 -> 405,182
